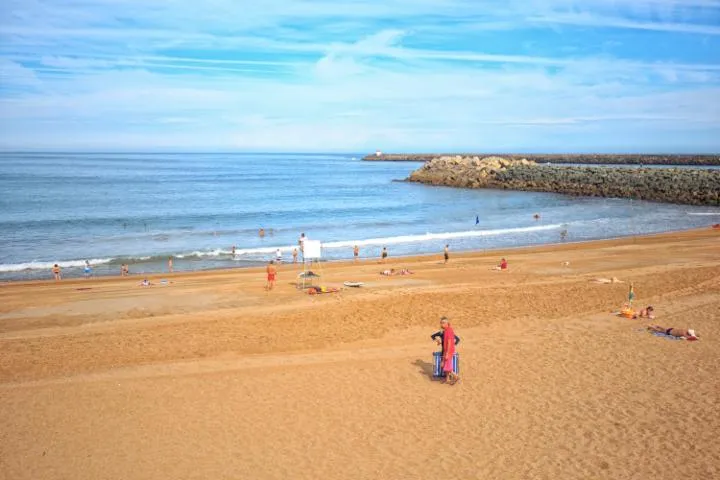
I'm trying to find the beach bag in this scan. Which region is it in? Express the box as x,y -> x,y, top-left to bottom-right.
433,352 -> 459,377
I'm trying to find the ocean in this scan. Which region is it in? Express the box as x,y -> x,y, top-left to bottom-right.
1,152 -> 718,282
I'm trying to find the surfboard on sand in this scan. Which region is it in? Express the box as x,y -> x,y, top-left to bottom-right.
343,281 -> 364,287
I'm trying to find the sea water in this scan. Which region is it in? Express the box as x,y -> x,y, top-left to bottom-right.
1,152 -> 718,281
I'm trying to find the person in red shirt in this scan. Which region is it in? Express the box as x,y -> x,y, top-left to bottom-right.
500,258 -> 508,270
440,317 -> 459,385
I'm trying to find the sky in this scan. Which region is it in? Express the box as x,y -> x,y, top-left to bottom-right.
0,0 -> 719,153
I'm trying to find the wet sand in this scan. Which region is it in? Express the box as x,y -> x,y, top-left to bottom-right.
1,228 -> 719,480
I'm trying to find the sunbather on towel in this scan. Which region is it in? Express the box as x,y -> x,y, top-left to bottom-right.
380,268 -> 414,276
307,285 -> 339,294
647,325 -> 698,340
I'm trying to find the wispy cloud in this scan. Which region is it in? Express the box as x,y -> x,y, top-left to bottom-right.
529,13 -> 720,35
0,0 -> 719,151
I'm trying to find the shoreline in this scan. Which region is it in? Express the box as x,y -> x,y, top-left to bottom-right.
3,226 -> 716,287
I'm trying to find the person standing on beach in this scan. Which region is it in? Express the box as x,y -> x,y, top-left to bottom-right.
431,326 -> 460,351
381,247 -> 388,263
275,248 -> 283,263
266,260 -> 277,290
440,317 -> 459,385
168,256 -> 174,273
121,264 -> 129,276
628,283 -> 635,306
52,264 -> 61,281
292,248 -> 298,264
298,233 -> 306,261
354,245 -> 359,263
444,244 -> 449,264
84,260 -> 92,278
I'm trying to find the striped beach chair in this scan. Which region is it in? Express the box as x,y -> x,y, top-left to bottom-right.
432,351 -> 459,378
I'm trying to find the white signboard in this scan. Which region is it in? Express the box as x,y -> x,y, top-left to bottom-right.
303,240 -> 322,259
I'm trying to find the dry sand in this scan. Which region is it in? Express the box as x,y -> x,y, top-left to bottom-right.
1,229 -> 719,480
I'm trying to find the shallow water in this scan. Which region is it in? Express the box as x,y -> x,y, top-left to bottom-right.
1,152 -> 718,281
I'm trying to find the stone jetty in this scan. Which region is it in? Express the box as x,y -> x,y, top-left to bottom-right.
365,153 -> 720,166
406,156 -> 720,206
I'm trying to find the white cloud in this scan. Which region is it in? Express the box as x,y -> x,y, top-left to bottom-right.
0,0 -> 719,150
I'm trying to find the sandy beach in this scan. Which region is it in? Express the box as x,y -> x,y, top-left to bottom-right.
1,228 -> 718,480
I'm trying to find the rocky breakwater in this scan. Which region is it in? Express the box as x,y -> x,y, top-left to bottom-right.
365,153 -> 720,165
407,156 -> 720,206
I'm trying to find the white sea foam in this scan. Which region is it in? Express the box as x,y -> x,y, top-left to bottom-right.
686,212 -> 720,216
322,224 -> 563,249
228,224 -> 563,256
0,258 -> 114,272
0,225 -> 564,270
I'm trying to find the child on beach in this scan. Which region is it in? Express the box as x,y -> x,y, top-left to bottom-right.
493,258 -> 508,270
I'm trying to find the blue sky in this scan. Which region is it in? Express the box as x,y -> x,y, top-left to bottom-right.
0,0 -> 719,152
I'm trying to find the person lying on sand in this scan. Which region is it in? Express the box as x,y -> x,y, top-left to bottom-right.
617,304 -> 655,319
307,285 -> 339,295
647,325 -> 698,340
593,277 -> 624,284
380,268 -> 414,276
139,278 -> 152,287
617,303 -> 636,318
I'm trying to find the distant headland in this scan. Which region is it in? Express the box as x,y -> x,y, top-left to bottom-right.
362,152 -> 720,166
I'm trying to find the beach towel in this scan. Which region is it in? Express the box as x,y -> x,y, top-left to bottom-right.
650,331 -> 683,341
648,331 -> 698,341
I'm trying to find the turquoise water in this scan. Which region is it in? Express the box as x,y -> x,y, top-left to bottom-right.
1,152 -> 718,281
